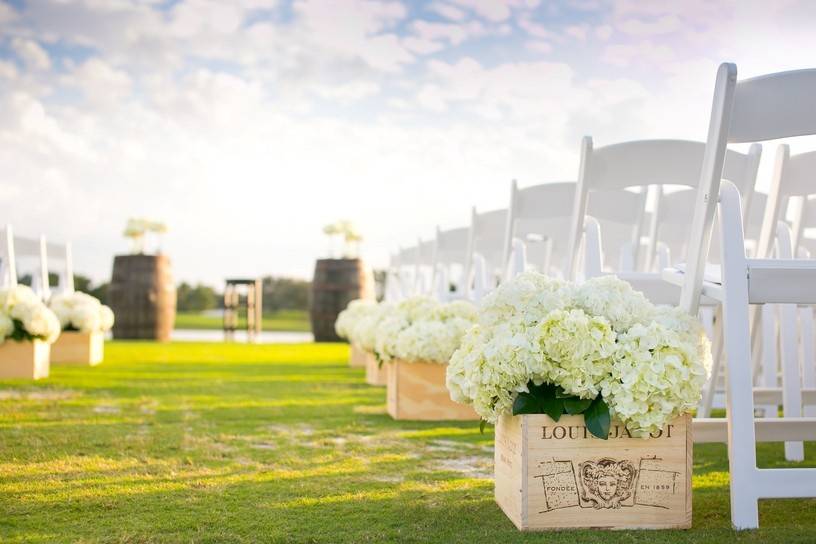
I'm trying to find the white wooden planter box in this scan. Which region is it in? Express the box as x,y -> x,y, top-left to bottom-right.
50,331 -> 104,366
349,342 -> 367,368
386,359 -> 480,421
0,340 -> 50,380
495,413 -> 691,531
364,350 -> 387,386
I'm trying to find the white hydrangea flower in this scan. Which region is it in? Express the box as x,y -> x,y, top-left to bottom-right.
355,302 -> 392,352
0,284 -> 41,311
394,316 -> 474,364
0,285 -> 62,343
48,291 -> 115,333
573,275 -> 654,332
100,305 -> 115,331
538,309 -> 617,399
334,298 -> 377,341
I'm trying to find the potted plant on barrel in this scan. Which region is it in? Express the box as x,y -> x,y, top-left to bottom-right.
49,291 -> 114,365
446,272 -> 710,530
0,285 -> 61,380
312,220 -> 374,342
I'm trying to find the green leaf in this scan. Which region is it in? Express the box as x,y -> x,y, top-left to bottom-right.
513,382 -> 564,421
540,394 -> 564,421
563,397 -> 593,415
512,392 -> 541,415
584,396 -> 611,440
479,419 -> 487,434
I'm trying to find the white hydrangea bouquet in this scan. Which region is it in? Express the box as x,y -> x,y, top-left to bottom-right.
0,285 -> 61,344
49,291 -> 115,333
446,272 -> 711,438
335,296 -> 479,365
335,299 -> 378,341
376,297 -> 477,365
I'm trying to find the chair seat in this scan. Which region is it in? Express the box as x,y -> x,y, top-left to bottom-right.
663,259 -> 816,304
693,417 -> 816,443
744,259 -> 816,304
662,267 -> 724,301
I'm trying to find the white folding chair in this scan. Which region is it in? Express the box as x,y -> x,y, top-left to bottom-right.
431,225 -> 469,301
44,240 -> 75,296
665,64 -> 816,529
564,139 -> 760,304
383,251 -> 403,302
463,207 -> 507,301
391,244 -> 420,299
0,225 -> 49,300
502,181 -> 576,279
414,238 -> 435,296
0,225 -> 17,288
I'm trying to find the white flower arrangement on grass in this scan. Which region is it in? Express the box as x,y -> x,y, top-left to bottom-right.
0,285 -> 61,344
335,299 -> 377,341
49,291 -> 115,333
334,297 -> 478,365
392,300 -> 477,365
446,272 -> 711,438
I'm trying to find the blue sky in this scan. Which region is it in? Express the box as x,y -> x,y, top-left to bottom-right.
1,0 -> 816,285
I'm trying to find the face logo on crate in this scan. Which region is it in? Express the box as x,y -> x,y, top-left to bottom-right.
577,458 -> 637,509
535,456 -> 679,514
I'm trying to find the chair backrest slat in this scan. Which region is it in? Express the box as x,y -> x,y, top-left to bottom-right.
729,69 -> 816,144
586,140 -> 706,191
778,149 -> 816,197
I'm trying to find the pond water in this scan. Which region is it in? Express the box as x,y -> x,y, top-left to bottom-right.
171,329 -> 314,343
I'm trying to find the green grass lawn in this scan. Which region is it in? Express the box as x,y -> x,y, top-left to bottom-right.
0,342 -> 814,543
175,310 -> 310,332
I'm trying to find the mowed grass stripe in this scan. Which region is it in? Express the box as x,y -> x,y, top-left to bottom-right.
0,341 -> 814,543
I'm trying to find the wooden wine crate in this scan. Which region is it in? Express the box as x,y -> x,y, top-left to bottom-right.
349,343 -> 367,368
0,340 -> 50,380
364,350 -> 387,386
51,331 -> 104,366
495,413 -> 691,531
386,359 -> 480,421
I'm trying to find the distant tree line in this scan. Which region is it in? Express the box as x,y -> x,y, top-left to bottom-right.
42,274 -> 312,314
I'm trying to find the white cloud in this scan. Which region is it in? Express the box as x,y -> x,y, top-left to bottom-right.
564,24 -> 588,40
0,60 -> 18,80
313,80 -> 381,101
63,59 -> 133,107
526,40 -> 552,54
12,38 -> 51,71
601,42 -> 676,67
427,2 -> 468,21
594,24 -> 613,40
617,15 -> 682,36
448,0 -> 534,22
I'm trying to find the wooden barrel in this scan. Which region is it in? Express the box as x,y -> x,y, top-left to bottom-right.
108,254 -> 177,341
310,258 -> 373,342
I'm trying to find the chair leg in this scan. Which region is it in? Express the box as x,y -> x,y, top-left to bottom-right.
779,302 -> 805,461
722,283 -> 761,529
717,184 -> 761,529
799,306 -> 816,418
